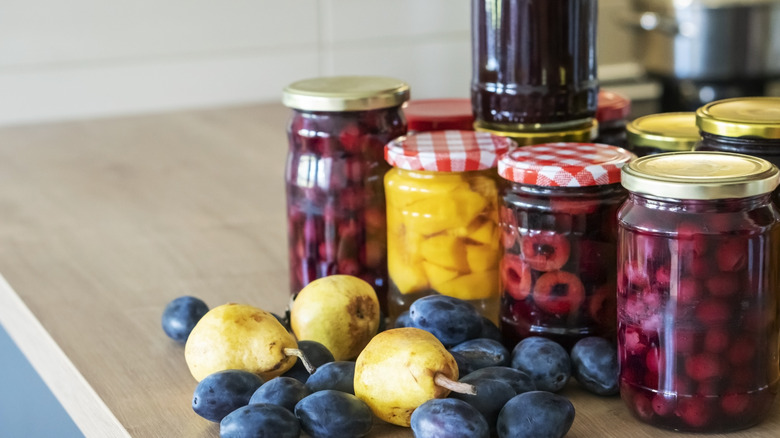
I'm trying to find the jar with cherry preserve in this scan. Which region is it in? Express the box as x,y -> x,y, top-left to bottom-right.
626,112 -> 699,157
282,76 -> 409,311
617,151 -> 780,433
695,97 -> 780,206
594,90 -> 631,148
497,142 -> 636,349
384,130 -> 514,322
403,98 -> 474,133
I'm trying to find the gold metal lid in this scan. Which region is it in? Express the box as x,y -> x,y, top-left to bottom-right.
282,76 -> 410,112
696,97 -> 780,139
474,119 -> 598,146
621,151 -> 779,200
627,112 -> 700,151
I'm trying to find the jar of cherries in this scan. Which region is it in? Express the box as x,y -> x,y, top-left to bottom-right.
496,142 -> 636,349
282,76 -> 410,311
403,98 -> 474,133
617,151 -> 780,433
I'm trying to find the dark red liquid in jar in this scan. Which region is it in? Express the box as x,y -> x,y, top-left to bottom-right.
617,193 -> 780,432
498,183 -> 626,350
471,0 -> 598,126
285,107 -> 406,311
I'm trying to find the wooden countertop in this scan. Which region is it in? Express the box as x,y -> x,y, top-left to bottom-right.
0,103 -> 777,438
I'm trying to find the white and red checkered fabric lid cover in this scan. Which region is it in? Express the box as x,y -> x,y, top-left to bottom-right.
385,130 -> 514,172
498,142 -> 636,187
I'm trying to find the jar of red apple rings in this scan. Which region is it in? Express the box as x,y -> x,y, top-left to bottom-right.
403,98 -> 474,133
384,130 -> 514,322
617,151 -> 780,433
282,76 -> 410,312
626,112 -> 699,157
497,142 -> 636,349
695,97 -> 780,206
594,90 -> 631,148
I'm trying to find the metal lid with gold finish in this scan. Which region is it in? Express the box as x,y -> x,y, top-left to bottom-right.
474,119 -> 598,146
696,97 -> 780,139
627,112 -> 700,152
282,76 -> 410,112
621,151 -> 779,200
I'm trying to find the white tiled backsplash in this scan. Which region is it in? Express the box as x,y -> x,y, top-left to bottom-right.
0,0 -> 638,126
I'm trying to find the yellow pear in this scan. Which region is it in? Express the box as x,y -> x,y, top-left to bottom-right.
353,327 -> 473,427
184,303 -> 298,381
290,275 -> 380,361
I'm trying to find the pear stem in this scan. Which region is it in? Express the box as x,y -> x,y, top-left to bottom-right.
283,348 -> 317,374
434,373 -> 477,395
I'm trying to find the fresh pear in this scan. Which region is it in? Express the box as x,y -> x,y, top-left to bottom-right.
185,303 -> 308,382
290,275 -> 380,361
354,327 -> 475,427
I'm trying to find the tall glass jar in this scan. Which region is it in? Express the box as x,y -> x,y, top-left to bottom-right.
626,112 -> 699,157
282,76 -> 410,312
471,0 -> 599,129
617,152 -> 780,433
384,130 -> 514,322
497,142 -> 636,350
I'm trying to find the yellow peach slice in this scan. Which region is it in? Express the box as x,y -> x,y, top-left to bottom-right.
434,270 -> 499,301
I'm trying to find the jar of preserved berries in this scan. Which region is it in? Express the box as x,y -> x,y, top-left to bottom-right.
497,142 -> 636,349
626,112 -> 699,157
471,0 -> 599,129
617,151 -> 780,433
403,98 -> 474,133
695,97 -> 780,206
595,90 -> 631,148
282,76 -> 410,311
384,130 -> 514,322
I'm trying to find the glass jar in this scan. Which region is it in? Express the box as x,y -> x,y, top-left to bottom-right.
403,98 -> 474,133
626,112 -> 699,157
595,90 -> 631,148
694,97 -> 780,206
497,143 -> 636,349
617,152 -> 780,433
384,130 -> 514,322
282,76 -> 410,312
475,119 -> 598,147
471,0 -> 599,128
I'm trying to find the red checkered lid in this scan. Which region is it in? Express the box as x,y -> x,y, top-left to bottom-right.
498,142 -> 636,186
596,90 -> 631,123
385,130 -> 514,172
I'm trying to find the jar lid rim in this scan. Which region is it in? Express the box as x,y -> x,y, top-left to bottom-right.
283,76 -> 410,111
627,112 -> 700,151
696,97 -> 780,139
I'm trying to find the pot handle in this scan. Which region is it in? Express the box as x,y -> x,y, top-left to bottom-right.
620,12 -> 679,35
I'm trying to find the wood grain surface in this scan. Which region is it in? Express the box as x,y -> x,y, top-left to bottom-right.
0,103 -> 778,437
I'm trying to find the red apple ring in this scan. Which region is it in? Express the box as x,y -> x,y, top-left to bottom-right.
589,283 -> 617,329
532,270 -> 585,315
520,232 -> 571,272
500,254 -> 532,300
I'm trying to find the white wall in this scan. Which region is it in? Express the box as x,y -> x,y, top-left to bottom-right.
0,0 -> 635,126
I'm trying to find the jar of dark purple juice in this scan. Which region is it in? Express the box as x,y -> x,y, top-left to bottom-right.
497,142 -> 635,349
617,151 -> 780,433
626,112 -> 699,157
282,76 -> 410,311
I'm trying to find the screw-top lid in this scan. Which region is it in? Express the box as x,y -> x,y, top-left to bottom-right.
385,130 -> 514,172
621,151 -> 779,200
282,76 -> 410,112
627,112 -> 700,152
596,90 -> 631,123
475,119 -> 599,146
404,98 -> 475,132
696,97 -> 780,139
498,142 -> 636,187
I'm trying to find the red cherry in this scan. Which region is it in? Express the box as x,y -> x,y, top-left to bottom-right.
685,353 -> 723,381
654,265 -> 671,288
338,123 -> 362,153
652,393 -> 675,416
695,299 -> 731,325
703,329 -> 730,353
673,329 -> 699,356
520,232 -> 571,272
727,336 -> 757,366
623,326 -> 647,356
706,272 -> 741,298
721,392 -> 751,416
676,222 -> 709,257
676,277 -> 703,305
676,397 -> 713,428
715,237 -> 748,272
500,254 -> 532,300
632,392 -> 654,421
531,270 -> 585,315
337,258 -> 361,276
645,347 -> 664,375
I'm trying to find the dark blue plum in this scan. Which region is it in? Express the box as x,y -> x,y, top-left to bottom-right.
478,316 -> 503,343
393,310 -> 412,328
411,398 -> 490,438
570,336 -> 618,395
408,295 -> 482,347
511,337 -> 571,392
282,340 -> 335,383
161,295 -> 208,343
249,376 -> 311,412
497,391 -> 575,438
192,369 -> 263,422
220,403 -> 301,438
460,366 -> 535,395
450,379 -> 515,434
304,361 -> 355,394
294,390 -> 372,438
449,338 -> 510,374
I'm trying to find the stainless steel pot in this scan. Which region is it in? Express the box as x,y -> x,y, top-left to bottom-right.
629,0 -> 780,80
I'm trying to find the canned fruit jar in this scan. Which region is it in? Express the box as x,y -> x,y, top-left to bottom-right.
283,76 -> 410,311
617,152 -> 780,432
626,112 -> 699,157
403,98 -> 474,133
497,143 -> 635,349
384,130 -> 514,321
